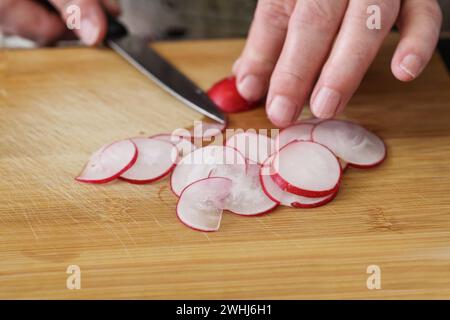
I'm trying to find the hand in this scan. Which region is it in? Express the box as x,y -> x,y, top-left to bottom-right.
234,0 -> 443,127
0,0 -> 120,46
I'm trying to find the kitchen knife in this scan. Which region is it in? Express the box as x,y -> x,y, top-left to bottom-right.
38,0 -> 226,124
104,12 -> 226,124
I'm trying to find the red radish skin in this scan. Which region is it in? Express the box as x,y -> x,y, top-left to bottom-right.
312,119 -> 387,169
207,76 -> 256,113
170,145 -> 246,196
260,158 -> 338,208
119,138 -> 178,184
226,132 -> 276,165
76,140 -> 138,184
271,141 -> 342,198
176,177 -> 233,232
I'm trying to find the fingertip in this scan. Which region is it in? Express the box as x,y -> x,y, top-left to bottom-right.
237,74 -> 266,102
266,95 -> 298,128
392,53 -> 424,82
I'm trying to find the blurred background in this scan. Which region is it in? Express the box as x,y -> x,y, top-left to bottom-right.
1,0 -> 449,48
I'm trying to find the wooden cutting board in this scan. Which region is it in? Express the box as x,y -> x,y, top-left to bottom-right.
1,34 -> 450,299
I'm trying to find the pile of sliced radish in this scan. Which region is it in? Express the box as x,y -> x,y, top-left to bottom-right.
76,118 -> 386,232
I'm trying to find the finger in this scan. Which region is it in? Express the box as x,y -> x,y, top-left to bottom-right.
0,0 -> 66,45
49,0 -> 108,46
101,0 -> 121,16
266,0 -> 349,127
235,0 -> 296,101
310,0 -> 401,119
391,0 -> 442,81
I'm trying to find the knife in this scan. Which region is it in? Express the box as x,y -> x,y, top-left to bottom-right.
39,0 -> 226,124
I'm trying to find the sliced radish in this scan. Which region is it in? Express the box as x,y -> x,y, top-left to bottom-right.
271,141 -> 341,197
312,120 -> 386,168
207,76 -> 256,113
210,163 -> 278,215
260,156 -> 337,208
176,177 -> 232,232
76,140 -> 137,184
226,131 -> 275,165
276,123 -> 315,150
150,133 -> 196,158
170,145 -> 246,196
119,138 -> 177,184
173,121 -> 226,140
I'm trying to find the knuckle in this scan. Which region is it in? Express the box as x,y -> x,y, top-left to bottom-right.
256,0 -> 294,32
417,1 -> 443,26
291,0 -> 336,29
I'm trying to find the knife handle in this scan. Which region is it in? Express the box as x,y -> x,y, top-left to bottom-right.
37,0 -> 128,40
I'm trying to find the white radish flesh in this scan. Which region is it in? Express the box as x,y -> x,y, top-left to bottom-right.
150,133 -> 196,158
76,140 -> 137,184
276,123 -> 315,150
176,177 -> 232,232
170,145 -> 246,196
272,141 -> 341,197
312,120 -> 386,168
173,121 -> 226,139
226,132 -> 275,164
120,138 -> 178,184
210,163 -> 278,215
260,156 -> 337,208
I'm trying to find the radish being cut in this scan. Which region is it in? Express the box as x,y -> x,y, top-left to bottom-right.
177,177 -> 233,232
207,76 -> 256,113
271,141 -> 341,197
150,133 -> 196,158
76,140 -> 137,184
119,138 -> 178,184
210,163 -> 278,215
276,123 -> 315,150
260,156 -> 337,208
173,121 -> 226,140
170,145 -> 246,196
312,120 -> 386,168
300,117 -> 323,125
226,131 -> 275,165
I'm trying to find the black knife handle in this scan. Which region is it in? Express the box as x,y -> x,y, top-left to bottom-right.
37,0 -> 128,41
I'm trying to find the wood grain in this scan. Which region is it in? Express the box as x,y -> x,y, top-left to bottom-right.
1,35 -> 450,299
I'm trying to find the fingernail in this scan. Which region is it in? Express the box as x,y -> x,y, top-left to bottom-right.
400,54 -> 423,79
268,96 -> 297,127
311,87 -> 341,119
80,19 -> 100,46
237,75 -> 264,101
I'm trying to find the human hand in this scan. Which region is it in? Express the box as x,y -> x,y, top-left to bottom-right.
0,0 -> 120,46
233,0 -> 442,127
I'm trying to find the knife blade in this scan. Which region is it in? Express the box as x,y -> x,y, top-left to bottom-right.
104,13 -> 226,124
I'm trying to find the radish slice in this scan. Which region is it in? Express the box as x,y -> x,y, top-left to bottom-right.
119,138 -> 177,184
210,164 -> 278,215
276,123 -> 315,150
150,133 -> 196,158
272,141 -> 341,197
226,132 -> 275,165
260,156 -> 337,208
312,120 -> 386,168
173,121 -> 226,139
76,140 -> 138,184
176,177 -> 232,232
170,145 -> 246,196
207,76 -> 256,113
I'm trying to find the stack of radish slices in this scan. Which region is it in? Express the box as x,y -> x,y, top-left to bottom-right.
76,119 -> 386,232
